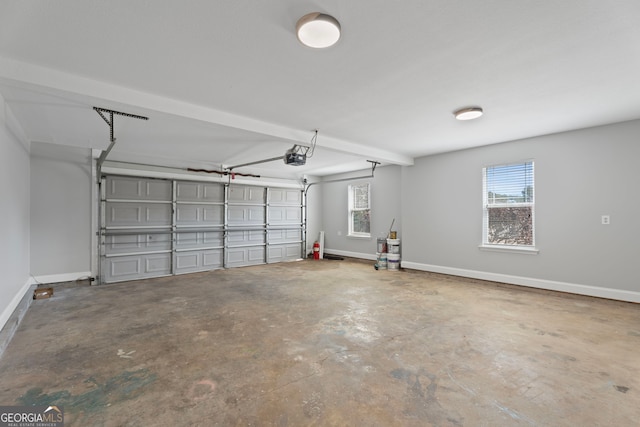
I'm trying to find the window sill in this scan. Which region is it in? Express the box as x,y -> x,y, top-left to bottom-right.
347,234 -> 372,240
478,244 -> 539,255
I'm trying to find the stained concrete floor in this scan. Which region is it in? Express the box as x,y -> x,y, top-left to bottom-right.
0,259 -> 639,426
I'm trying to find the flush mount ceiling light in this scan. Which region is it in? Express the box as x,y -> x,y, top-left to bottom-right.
296,12 -> 341,48
454,107 -> 484,121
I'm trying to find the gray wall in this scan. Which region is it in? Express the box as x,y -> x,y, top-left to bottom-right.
401,120 -> 640,294
320,120 -> 639,300
0,97 -> 31,329
321,165 -> 402,257
30,142 -> 92,277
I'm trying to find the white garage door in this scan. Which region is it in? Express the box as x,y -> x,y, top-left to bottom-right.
267,187 -> 304,264
226,184 -> 267,268
101,176 -> 173,283
100,175 -> 304,283
174,181 -> 225,275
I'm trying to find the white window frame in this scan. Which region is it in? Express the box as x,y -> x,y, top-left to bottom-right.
481,161 -> 538,254
348,183 -> 371,238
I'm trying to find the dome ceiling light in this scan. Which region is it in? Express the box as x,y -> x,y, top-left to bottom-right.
454,107 -> 484,121
296,13 -> 341,48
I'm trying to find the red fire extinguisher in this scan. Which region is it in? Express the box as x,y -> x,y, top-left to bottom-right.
313,241 -> 320,260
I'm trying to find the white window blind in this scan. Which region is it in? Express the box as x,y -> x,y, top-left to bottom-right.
348,183 -> 371,237
483,161 -> 534,246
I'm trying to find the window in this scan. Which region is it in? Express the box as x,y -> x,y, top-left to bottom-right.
482,161 -> 535,247
348,183 -> 371,237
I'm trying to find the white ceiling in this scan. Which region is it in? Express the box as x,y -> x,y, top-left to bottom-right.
1,1 -> 640,179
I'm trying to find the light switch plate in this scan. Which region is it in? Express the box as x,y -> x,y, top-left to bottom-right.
601,215 -> 610,225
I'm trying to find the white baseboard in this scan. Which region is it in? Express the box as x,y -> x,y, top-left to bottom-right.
30,271 -> 93,285
319,250 -> 640,303
0,279 -> 33,339
402,261 -> 640,304
323,249 -> 378,261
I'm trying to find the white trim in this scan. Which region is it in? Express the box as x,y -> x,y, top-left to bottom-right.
478,245 -> 539,254
91,157 -> 99,283
0,279 -> 32,334
482,160 -> 535,247
4,101 -> 29,149
30,271 -> 93,285
347,234 -> 372,240
348,182 -> 371,237
323,248 -> 378,261
401,261 -> 640,303
318,231 -> 325,259
275,246 -> 639,303
102,163 -> 304,189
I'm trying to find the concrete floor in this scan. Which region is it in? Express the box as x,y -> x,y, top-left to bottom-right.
0,259 -> 638,426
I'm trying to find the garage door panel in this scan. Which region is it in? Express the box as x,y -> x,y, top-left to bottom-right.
106,176 -> 172,200
228,230 -> 265,244
228,206 -> 265,225
267,229 -> 302,243
176,252 -> 198,269
228,185 -> 265,204
266,188 -> 302,265
176,182 -> 224,202
175,182 -> 198,201
203,185 -> 224,201
176,204 -> 224,225
268,206 -> 301,224
108,257 -> 140,278
203,206 -> 224,223
175,249 -> 223,274
175,231 -> 224,249
146,205 -> 172,223
268,188 -> 302,205
203,251 -> 224,268
176,205 -> 198,223
146,255 -> 172,273
227,246 -> 265,267
102,253 -> 171,283
104,233 -> 171,255
108,204 -> 140,223
106,202 -> 171,227
268,243 -> 302,263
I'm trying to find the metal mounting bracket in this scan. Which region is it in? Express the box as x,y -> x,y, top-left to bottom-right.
94,107 -> 149,180
304,160 -> 381,196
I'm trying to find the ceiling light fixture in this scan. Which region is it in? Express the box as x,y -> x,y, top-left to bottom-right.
454,107 -> 484,121
296,12 -> 341,48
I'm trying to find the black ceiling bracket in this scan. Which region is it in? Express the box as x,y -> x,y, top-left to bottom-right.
94,107 -> 149,143
304,159 -> 381,196
367,160 -> 381,175
93,107 -> 149,180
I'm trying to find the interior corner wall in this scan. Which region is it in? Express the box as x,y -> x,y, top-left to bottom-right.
30,142 -> 92,281
401,119 -> 640,301
304,178 -> 323,256
322,165 -> 402,259
0,97 -> 31,332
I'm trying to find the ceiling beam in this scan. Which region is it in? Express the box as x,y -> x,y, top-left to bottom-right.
0,56 -> 414,166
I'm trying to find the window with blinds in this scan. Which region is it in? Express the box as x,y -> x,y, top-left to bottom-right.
348,183 -> 371,237
482,161 -> 535,246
